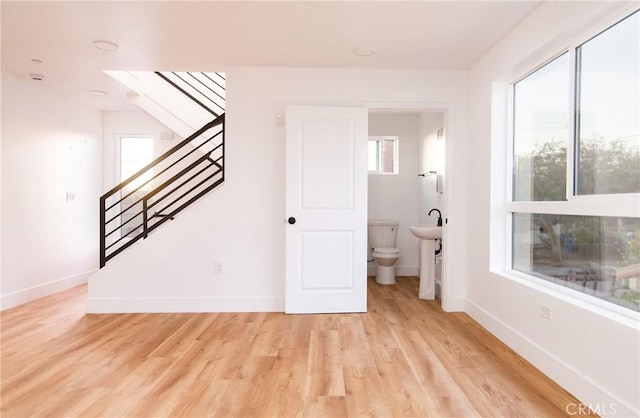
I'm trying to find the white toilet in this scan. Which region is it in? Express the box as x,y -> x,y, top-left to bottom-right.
368,219 -> 401,285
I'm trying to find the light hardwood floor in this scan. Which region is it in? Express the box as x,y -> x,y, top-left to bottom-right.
1,277 -> 592,417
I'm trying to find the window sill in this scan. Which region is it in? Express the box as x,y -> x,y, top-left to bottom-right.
368,172 -> 398,176
492,268 -> 640,328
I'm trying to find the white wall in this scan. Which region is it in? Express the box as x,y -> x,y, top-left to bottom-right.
466,2 -> 639,416
88,67 -> 468,313
1,71 -> 102,309
368,113 -> 419,276
417,112 -> 444,227
101,111 -> 184,192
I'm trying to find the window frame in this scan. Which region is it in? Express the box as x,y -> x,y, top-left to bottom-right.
368,136 -> 399,175
503,8 -> 640,318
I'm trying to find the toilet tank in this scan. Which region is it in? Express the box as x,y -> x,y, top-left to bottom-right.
368,219 -> 398,248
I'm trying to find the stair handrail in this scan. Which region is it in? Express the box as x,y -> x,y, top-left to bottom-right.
102,114 -> 224,199
155,71 -> 224,117
100,113 -> 225,267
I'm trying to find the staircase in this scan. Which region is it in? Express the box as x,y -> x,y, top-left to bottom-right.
154,71 -> 225,117
100,72 -> 226,267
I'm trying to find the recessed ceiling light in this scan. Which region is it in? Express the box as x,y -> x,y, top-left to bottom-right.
89,90 -> 107,96
31,59 -> 43,64
352,47 -> 375,57
29,73 -> 45,81
93,40 -> 119,51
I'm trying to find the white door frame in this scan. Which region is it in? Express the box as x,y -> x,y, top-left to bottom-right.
363,101 -> 461,312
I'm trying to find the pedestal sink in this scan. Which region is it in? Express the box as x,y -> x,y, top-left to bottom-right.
409,226 -> 442,240
409,226 -> 442,300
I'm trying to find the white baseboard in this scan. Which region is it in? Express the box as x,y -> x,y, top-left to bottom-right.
442,296 -> 465,312
87,296 -> 285,313
1,270 -> 96,311
465,299 -> 638,418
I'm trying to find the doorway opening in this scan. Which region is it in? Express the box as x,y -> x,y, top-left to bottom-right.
366,106 -> 450,307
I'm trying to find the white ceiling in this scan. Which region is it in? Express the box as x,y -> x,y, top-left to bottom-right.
1,1 -> 541,111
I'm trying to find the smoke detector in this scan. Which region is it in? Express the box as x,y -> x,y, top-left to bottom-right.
93,40 -> 119,51
352,47 -> 375,57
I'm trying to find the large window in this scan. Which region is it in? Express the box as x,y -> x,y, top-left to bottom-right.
509,11 -> 640,312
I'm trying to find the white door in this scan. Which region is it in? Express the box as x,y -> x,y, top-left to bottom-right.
285,106 -> 368,314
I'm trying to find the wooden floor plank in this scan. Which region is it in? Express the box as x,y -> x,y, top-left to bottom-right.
343,366 -> 395,418
303,395 -> 349,418
391,327 -> 481,417
1,277 -> 590,417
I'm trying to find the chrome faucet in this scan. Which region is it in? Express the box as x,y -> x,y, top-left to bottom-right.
428,208 -> 442,227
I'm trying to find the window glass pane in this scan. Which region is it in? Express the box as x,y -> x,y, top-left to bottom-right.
120,136 -> 153,189
368,137 -> 398,174
513,54 -> 569,201
576,12 -> 640,195
121,136 -> 153,180
120,136 -> 154,238
381,139 -> 395,173
513,213 -> 640,311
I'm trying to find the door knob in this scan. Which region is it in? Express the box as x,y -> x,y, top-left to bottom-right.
288,217 -> 296,225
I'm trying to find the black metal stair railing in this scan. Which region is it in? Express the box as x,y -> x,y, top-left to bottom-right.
155,71 -> 226,117
99,114 -> 225,267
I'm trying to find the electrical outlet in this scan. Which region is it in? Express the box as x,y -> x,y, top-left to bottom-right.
275,113 -> 285,127
540,304 -> 552,320
214,262 -> 223,275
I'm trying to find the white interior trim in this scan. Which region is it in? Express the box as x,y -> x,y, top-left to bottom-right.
465,299 -> 638,418
0,270 -> 96,311
86,296 -> 284,313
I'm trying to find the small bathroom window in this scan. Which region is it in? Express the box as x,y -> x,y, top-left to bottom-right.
368,136 -> 398,174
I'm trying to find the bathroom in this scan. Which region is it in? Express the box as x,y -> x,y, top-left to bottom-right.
367,110 -> 446,298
